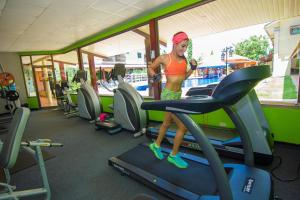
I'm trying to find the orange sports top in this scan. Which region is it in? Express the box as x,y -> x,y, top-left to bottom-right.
164,54 -> 187,76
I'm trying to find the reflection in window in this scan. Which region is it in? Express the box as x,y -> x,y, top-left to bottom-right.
21,56 -> 36,97
82,53 -> 91,85
157,1 -> 299,104
52,51 -> 80,92
31,55 -> 57,107
82,24 -> 150,96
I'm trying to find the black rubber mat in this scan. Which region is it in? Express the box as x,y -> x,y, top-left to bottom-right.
117,144 -> 218,195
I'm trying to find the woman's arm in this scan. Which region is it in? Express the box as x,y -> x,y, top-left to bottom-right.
148,55 -> 165,77
185,69 -> 194,79
185,59 -> 197,79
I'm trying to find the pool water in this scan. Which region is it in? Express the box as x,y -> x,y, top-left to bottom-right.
182,77 -> 220,88
135,76 -> 221,91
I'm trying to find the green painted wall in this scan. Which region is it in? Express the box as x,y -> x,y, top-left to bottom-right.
70,94 -> 77,104
27,97 -> 39,109
99,96 -> 114,113
263,106 -> 300,144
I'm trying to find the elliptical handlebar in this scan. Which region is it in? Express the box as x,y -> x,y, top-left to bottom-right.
99,64 -> 127,93
99,79 -> 115,92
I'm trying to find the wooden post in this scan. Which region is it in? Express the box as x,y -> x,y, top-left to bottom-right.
149,19 -> 161,100
87,53 -> 98,93
58,62 -> 66,81
77,48 -> 84,70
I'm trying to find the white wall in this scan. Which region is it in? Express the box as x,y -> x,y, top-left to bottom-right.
0,52 -> 27,113
279,16 -> 300,58
272,16 -> 300,76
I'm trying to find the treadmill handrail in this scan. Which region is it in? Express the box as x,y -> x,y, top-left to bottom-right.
212,65 -> 270,105
142,66 -> 271,114
175,113 -> 233,200
185,87 -> 213,96
141,96 -> 222,114
223,106 -> 254,166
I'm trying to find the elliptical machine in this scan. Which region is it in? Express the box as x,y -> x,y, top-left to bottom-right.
74,70 -> 101,122
95,64 -> 147,137
55,80 -> 78,118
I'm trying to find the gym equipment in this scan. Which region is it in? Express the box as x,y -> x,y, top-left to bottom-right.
186,83 -> 218,96
0,64 -> 21,133
0,64 -> 14,88
146,67 -> 273,165
0,107 -> 63,200
149,73 -> 162,83
55,82 -> 67,111
0,64 -> 21,113
109,65 -> 273,200
55,80 -> 78,118
95,64 -> 147,137
189,60 -> 198,70
74,70 -> 101,121
0,73 -> 14,87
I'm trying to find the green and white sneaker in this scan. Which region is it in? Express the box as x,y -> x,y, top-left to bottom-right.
167,154 -> 188,169
149,142 -> 164,160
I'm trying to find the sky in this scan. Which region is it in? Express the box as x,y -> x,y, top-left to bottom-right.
161,23 -> 272,60
191,23 -> 271,59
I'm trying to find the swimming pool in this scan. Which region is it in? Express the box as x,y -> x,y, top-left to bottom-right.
135,76 -> 221,91
182,76 -> 220,88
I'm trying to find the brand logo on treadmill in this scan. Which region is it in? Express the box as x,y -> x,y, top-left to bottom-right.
243,177 -> 255,193
113,164 -> 129,175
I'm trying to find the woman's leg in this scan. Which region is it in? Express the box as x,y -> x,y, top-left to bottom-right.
155,112 -> 172,146
149,112 -> 172,160
166,114 -> 189,168
170,114 -> 187,155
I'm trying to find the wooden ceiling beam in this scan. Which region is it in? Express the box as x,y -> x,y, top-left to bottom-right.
133,29 -> 167,47
81,50 -> 108,59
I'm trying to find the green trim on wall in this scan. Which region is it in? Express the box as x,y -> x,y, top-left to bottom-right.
18,0 -> 201,56
27,97 -> 39,109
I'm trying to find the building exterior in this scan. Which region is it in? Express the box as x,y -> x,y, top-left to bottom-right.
265,16 -> 300,76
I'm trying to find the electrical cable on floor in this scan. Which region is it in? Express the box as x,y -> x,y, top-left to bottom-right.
271,155 -> 300,182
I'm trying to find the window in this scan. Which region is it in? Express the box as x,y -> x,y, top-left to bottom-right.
81,24 -> 150,96
30,55 -> 58,107
52,51 -> 80,92
82,53 -> 91,85
137,52 -> 142,59
21,56 -> 36,97
157,1 -> 299,104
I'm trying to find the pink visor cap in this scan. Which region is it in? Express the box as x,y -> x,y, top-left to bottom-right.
172,32 -> 189,44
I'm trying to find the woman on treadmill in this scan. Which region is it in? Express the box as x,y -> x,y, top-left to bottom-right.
148,31 -> 197,168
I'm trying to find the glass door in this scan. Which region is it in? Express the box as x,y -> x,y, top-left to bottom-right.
33,66 -> 57,108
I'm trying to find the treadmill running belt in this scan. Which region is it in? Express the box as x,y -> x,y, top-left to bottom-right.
117,144 -> 218,196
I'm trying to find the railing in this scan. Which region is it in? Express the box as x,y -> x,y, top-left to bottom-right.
125,73 -> 148,83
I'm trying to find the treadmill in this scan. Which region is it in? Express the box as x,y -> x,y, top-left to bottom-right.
146,71 -> 274,165
109,65 -> 273,200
